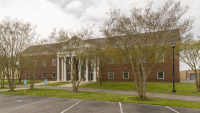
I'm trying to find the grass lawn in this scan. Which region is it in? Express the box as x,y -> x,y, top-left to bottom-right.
0,88 -> 200,109
79,82 -> 200,96
1,80 -> 43,85
0,87 -> 9,89
40,81 -> 71,86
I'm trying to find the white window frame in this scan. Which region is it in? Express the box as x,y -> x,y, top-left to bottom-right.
25,73 -> 28,78
157,71 -> 164,79
158,53 -> 164,62
42,73 -> 46,78
108,72 -> 114,79
34,73 -> 37,78
123,72 -> 129,79
52,59 -> 56,66
52,72 -> 56,78
42,60 -> 46,66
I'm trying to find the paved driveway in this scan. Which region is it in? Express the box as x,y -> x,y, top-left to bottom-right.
0,94 -> 200,113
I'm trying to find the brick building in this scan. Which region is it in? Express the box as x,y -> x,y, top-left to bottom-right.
21,31 -> 180,83
180,70 -> 199,81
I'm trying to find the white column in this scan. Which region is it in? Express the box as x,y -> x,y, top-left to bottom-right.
85,59 -> 89,82
97,57 -> 99,80
61,58 -> 64,81
64,57 -> 67,81
93,59 -> 96,82
70,57 -> 73,81
57,57 -> 60,81
78,58 -> 81,81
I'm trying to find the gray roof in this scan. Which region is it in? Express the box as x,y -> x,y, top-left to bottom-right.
22,29 -> 180,54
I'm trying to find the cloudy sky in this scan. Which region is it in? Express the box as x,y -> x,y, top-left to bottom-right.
0,0 -> 199,71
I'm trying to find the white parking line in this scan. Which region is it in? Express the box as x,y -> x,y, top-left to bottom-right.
61,100 -> 83,113
165,106 -> 179,113
0,96 -> 27,101
17,97 -> 54,108
119,102 -> 123,113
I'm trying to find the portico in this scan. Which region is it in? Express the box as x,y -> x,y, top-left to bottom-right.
56,55 -> 97,82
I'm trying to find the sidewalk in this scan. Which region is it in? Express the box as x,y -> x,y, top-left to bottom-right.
2,85 -> 200,103
59,81 -> 92,87
34,81 -> 61,86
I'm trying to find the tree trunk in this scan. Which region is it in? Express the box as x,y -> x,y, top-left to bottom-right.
1,76 -> 5,88
8,81 -> 14,91
99,72 -> 103,85
30,84 -> 34,89
72,81 -> 79,92
99,80 -> 102,85
18,78 -> 21,83
195,70 -> 199,91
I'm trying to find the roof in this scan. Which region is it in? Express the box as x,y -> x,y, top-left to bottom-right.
22,29 -> 180,54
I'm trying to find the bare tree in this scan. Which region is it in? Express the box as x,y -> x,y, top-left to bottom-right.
85,39 -> 113,85
49,26 -> 93,92
0,17 -> 37,91
179,40 -> 200,91
100,1 -> 194,97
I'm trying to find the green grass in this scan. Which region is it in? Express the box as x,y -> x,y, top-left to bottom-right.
40,81 -> 71,86
1,80 -> 44,85
0,88 -> 200,109
79,82 -> 200,96
0,87 -> 9,89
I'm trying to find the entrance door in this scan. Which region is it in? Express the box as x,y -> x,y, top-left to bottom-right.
90,72 -> 93,81
190,74 -> 195,80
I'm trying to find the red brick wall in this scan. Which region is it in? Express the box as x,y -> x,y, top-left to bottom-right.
21,54 -> 57,81
21,49 -> 180,83
103,50 -> 180,83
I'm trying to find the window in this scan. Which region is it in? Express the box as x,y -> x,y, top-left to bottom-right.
34,73 -> 37,78
140,72 -> 143,78
42,60 -> 46,66
157,72 -> 164,79
52,73 -> 56,78
43,73 -> 46,78
108,72 -> 114,79
123,56 -> 129,63
123,72 -> 129,79
158,53 -> 164,62
108,58 -> 114,64
52,59 -> 56,66
25,73 -> 28,78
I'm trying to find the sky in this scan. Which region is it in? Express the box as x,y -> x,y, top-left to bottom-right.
0,0 -> 199,71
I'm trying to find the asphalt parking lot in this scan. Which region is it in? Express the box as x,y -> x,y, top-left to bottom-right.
0,94 -> 200,113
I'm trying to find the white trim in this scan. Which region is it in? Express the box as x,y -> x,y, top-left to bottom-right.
158,53 -> 164,62
108,72 -> 114,79
34,73 -> 37,78
157,71 -> 164,79
42,60 -> 46,66
123,72 -> 129,79
52,59 -> 56,66
42,73 -> 46,78
52,72 -> 56,78
57,57 -> 60,81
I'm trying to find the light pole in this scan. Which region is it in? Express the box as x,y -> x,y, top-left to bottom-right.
171,42 -> 176,93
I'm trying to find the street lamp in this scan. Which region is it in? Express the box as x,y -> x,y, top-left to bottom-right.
171,42 -> 176,93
